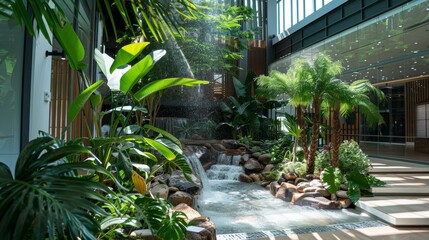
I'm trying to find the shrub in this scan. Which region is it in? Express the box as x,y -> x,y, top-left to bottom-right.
316,140 -> 371,175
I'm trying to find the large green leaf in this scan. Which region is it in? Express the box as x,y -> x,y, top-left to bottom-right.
144,138 -> 176,161
110,42 -> 150,72
346,171 -> 371,190
133,78 -> 208,102
68,80 -> 104,123
0,138 -> 117,240
320,167 -> 343,194
52,21 -> 86,71
120,50 -> 166,93
144,124 -> 182,149
100,216 -> 141,230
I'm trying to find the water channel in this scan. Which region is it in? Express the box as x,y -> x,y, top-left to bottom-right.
186,148 -> 383,236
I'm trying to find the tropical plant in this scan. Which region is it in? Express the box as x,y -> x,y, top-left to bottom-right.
283,113 -> 303,162
0,136 -> 121,240
3,2 -> 209,238
296,53 -> 343,175
316,140 -> 373,176
321,79 -> 385,168
218,77 -> 265,139
256,63 -> 313,162
1,0 -> 199,43
320,166 -> 385,203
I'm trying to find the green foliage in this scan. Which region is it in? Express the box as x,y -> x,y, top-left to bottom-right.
135,197 -> 188,240
0,137 -> 118,240
282,161 -> 307,176
269,135 -> 293,164
316,140 -> 372,175
339,140 -> 372,175
2,0 -> 199,43
320,167 -> 343,194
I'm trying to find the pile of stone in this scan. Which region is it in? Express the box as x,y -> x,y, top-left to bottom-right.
146,168 -> 216,239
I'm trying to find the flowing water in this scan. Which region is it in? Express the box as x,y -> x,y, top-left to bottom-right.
187,149 -> 378,235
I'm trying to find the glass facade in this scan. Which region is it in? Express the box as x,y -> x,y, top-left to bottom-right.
0,15 -> 25,170
270,0 -> 429,144
277,0 -> 333,34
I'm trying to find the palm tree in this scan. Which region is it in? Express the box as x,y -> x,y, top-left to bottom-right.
300,53 -> 343,175
322,80 -> 385,168
256,60 -> 313,160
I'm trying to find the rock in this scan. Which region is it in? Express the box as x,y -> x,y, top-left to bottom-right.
331,193 -> 338,201
258,153 -> 272,165
130,229 -> 157,239
260,181 -> 271,187
242,154 -> 250,162
172,203 -> 201,222
212,143 -> 226,151
340,184 -> 348,190
244,159 -> 264,174
294,177 -> 308,185
188,216 -> 216,240
283,172 -> 298,181
287,180 -> 295,184
239,173 -> 253,183
275,182 -> 297,201
311,197 -> 340,209
305,174 -> 318,180
251,152 -> 261,159
316,188 -> 331,198
149,184 -> 169,199
168,191 -> 193,206
261,171 -> 278,181
303,186 -> 318,193
157,173 -> 170,184
168,170 -> 201,195
277,178 -> 286,184
296,182 -> 311,193
336,190 -> 348,199
269,182 -> 280,196
338,198 -> 352,208
169,186 -> 180,193
262,164 -> 275,173
309,179 -> 323,188
249,173 -> 261,182
291,192 -> 323,205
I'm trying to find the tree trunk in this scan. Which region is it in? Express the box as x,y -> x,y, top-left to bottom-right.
297,105 -> 308,160
307,98 -> 320,175
332,106 -> 341,168
292,138 -> 298,162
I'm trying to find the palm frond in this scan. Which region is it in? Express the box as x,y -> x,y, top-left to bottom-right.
0,137 -> 117,240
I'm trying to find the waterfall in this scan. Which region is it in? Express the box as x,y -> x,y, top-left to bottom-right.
206,165 -> 243,181
186,152 -> 209,189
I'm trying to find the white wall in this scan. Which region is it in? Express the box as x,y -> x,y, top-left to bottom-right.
29,33 -> 52,140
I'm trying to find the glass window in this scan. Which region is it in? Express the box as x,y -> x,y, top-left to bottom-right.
305,0 -> 314,17
298,0 -> 305,22
0,16 -> 25,171
315,0 -> 323,10
292,0 -> 298,25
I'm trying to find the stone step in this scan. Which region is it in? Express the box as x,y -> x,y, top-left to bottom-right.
370,158 -> 429,174
357,196 -> 429,226
371,173 -> 429,196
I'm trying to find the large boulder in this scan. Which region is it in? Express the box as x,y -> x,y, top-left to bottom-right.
168,191 -> 193,206
168,170 -> 202,195
291,192 -> 323,205
244,159 -> 264,174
